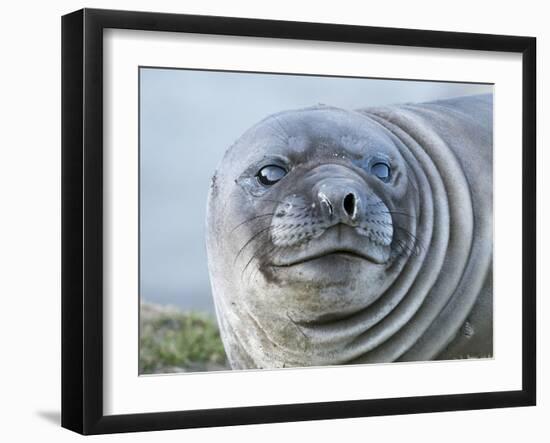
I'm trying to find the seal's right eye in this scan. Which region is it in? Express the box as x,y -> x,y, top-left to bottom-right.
257,165 -> 287,186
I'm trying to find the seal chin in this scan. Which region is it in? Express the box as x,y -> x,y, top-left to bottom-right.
270,225 -> 390,267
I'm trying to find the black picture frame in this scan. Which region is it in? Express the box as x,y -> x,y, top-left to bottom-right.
61,8 -> 536,435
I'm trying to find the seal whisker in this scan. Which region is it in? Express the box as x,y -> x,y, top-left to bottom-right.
234,225 -> 273,264
392,238 -> 415,258
392,225 -> 424,257
394,225 -> 422,246
236,223 -> 293,279
241,242 -> 277,283
230,213 -> 275,233
247,245 -> 281,284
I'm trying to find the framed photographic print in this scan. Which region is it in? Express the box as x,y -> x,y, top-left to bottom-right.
61,8 -> 536,435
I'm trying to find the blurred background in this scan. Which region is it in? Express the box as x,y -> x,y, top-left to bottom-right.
139,67 -> 492,374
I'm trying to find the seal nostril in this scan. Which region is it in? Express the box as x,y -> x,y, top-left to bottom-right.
343,193 -> 356,217
318,191 -> 334,217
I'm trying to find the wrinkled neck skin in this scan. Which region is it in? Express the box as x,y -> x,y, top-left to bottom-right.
206,99 -> 492,370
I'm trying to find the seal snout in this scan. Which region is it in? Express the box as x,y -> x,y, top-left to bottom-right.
317,183 -> 360,225
313,176 -> 393,246
269,169 -> 394,266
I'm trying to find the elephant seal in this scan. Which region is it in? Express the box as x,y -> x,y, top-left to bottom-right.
206,94 -> 493,369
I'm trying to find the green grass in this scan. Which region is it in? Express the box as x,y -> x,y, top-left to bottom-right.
139,303 -> 229,374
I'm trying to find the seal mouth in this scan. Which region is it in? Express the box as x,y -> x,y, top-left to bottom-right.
271,224 -> 389,267
275,248 -> 373,267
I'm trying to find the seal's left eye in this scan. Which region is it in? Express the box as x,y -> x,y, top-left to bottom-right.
371,162 -> 391,182
257,165 -> 287,186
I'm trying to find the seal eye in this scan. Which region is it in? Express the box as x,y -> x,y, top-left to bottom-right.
371,161 -> 391,182
257,165 -> 287,186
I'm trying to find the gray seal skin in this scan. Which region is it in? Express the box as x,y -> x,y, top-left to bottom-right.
206,94 -> 493,369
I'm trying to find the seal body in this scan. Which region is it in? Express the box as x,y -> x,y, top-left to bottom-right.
206,94 -> 493,369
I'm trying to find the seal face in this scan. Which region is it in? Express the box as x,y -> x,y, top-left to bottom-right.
206,96 -> 493,369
